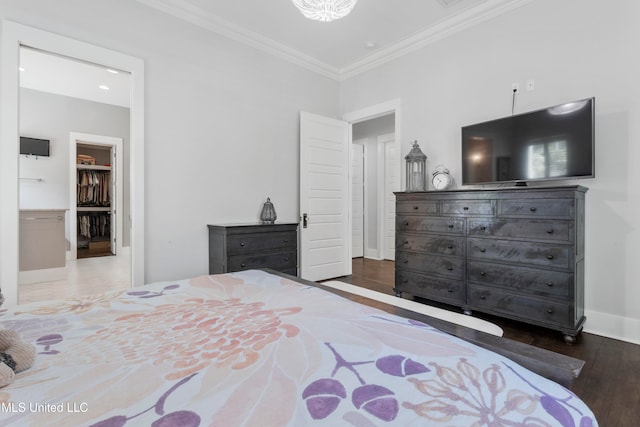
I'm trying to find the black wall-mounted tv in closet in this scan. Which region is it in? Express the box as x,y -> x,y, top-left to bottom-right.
20,137 -> 50,157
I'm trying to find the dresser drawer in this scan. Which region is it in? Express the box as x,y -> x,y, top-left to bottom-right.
468,219 -> 573,243
396,200 -> 438,215
397,216 -> 465,235
468,284 -> 574,328
227,250 -> 297,272
442,200 -> 494,216
467,261 -> 571,297
226,231 -> 296,255
396,270 -> 465,305
467,238 -> 571,269
396,251 -> 464,279
396,234 -> 464,256
498,199 -> 574,219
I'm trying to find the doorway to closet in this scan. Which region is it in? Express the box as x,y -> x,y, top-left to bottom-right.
0,22 -> 145,307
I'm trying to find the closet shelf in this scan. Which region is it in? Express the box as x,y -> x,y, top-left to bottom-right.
77,164 -> 111,171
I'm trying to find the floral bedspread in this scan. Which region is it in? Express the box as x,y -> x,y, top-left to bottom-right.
0,270 -> 597,426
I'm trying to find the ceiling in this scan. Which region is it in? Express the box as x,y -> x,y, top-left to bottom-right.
18,0 -> 532,106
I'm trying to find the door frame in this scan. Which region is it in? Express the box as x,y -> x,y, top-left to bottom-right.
342,99 -> 402,263
1,21 -> 145,307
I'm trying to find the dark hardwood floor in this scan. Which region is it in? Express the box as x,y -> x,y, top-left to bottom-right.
338,258 -> 640,427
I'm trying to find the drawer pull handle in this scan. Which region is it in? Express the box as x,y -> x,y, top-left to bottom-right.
480,295 -> 486,300
547,255 -> 554,260
413,206 -> 419,210
480,271 -> 486,276
547,229 -> 554,234
448,224 -> 454,229
403,279 -> 408,284
241,263 -> 246,268
404,221 -> 409,226
284,257 -> 289,261
547,308 -> 554,314
480,226 -> 487,231
447,288 -> 453,293
530,207 -> 537,212
447,245 -> 454,249
404,240 -> 409,245
447,266 -> 453,271
284,239 -> 289,243
240,242 -> 246,247
479,248 -> 486,253
403,260 -> 408,264
546,282 -> 554,287
463,206 -> 469,211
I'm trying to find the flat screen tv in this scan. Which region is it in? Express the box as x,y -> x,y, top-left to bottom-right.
20,137 -> 50,157
461,97 -> 594,186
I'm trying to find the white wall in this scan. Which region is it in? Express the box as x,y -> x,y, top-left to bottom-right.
1,0 -> 339,283
19,88 -> 130,246
340,0 -> 640,344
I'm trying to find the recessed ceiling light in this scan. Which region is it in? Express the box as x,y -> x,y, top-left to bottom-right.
106,69 -> 119,74
365,41 -> 378,49
98,85 -> 110,91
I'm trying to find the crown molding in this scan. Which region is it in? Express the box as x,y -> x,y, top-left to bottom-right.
338,0 -> 535,81
134,0 -> 341,80
136,0 -> 534,82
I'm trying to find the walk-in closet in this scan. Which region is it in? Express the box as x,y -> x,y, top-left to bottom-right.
75,143 -> 114,258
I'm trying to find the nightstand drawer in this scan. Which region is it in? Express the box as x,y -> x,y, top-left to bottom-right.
498,199 -> 574,219
227,250 -> 296,272
467,261 -> 571,297
468,284 -> 573,328
396,251 -> 464,279
467,238 -> 571,269
396,270 -> 465,306
227,231 -> 296,255
468,219 -> 572,243
397,216 -> 465,235
396,234 -> 464,256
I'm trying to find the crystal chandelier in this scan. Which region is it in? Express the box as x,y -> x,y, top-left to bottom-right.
291,0 -> 359,22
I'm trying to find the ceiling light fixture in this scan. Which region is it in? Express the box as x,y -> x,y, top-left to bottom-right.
291,0 -> 359,22
98,85 -> 110,91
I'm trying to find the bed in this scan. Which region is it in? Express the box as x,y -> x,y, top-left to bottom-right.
0,269 -> 597,426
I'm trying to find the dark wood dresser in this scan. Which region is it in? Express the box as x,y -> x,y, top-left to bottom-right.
395,186 -> 587,343
208,223 -> 298,276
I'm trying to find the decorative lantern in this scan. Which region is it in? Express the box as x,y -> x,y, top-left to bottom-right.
260,197 -> 277,224
405,141 -> 427,192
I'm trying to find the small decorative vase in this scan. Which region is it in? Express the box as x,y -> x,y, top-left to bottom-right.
260,197 -> 277,224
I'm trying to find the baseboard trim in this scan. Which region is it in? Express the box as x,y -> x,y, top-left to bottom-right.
584,309 -> 640,346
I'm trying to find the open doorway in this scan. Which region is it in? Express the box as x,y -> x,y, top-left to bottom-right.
351,114 -> 397,261
1,22 -> 145,307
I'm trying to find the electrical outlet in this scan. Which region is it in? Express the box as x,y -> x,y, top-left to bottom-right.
511,82 -> 520,94
526,79 -> 535,91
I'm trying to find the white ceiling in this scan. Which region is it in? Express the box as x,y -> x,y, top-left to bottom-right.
18,0 -> 533,106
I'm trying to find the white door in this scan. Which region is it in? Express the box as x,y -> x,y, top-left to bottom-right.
351,143 -> 364,258
383,136 -> 399,260
299,111 -> 350,281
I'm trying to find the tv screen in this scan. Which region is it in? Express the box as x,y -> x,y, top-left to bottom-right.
20,137 -> 50,157
461,97 -> 594,185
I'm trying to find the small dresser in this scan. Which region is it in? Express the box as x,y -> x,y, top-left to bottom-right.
208,223 -> 298,276
395,186 -> 587,343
